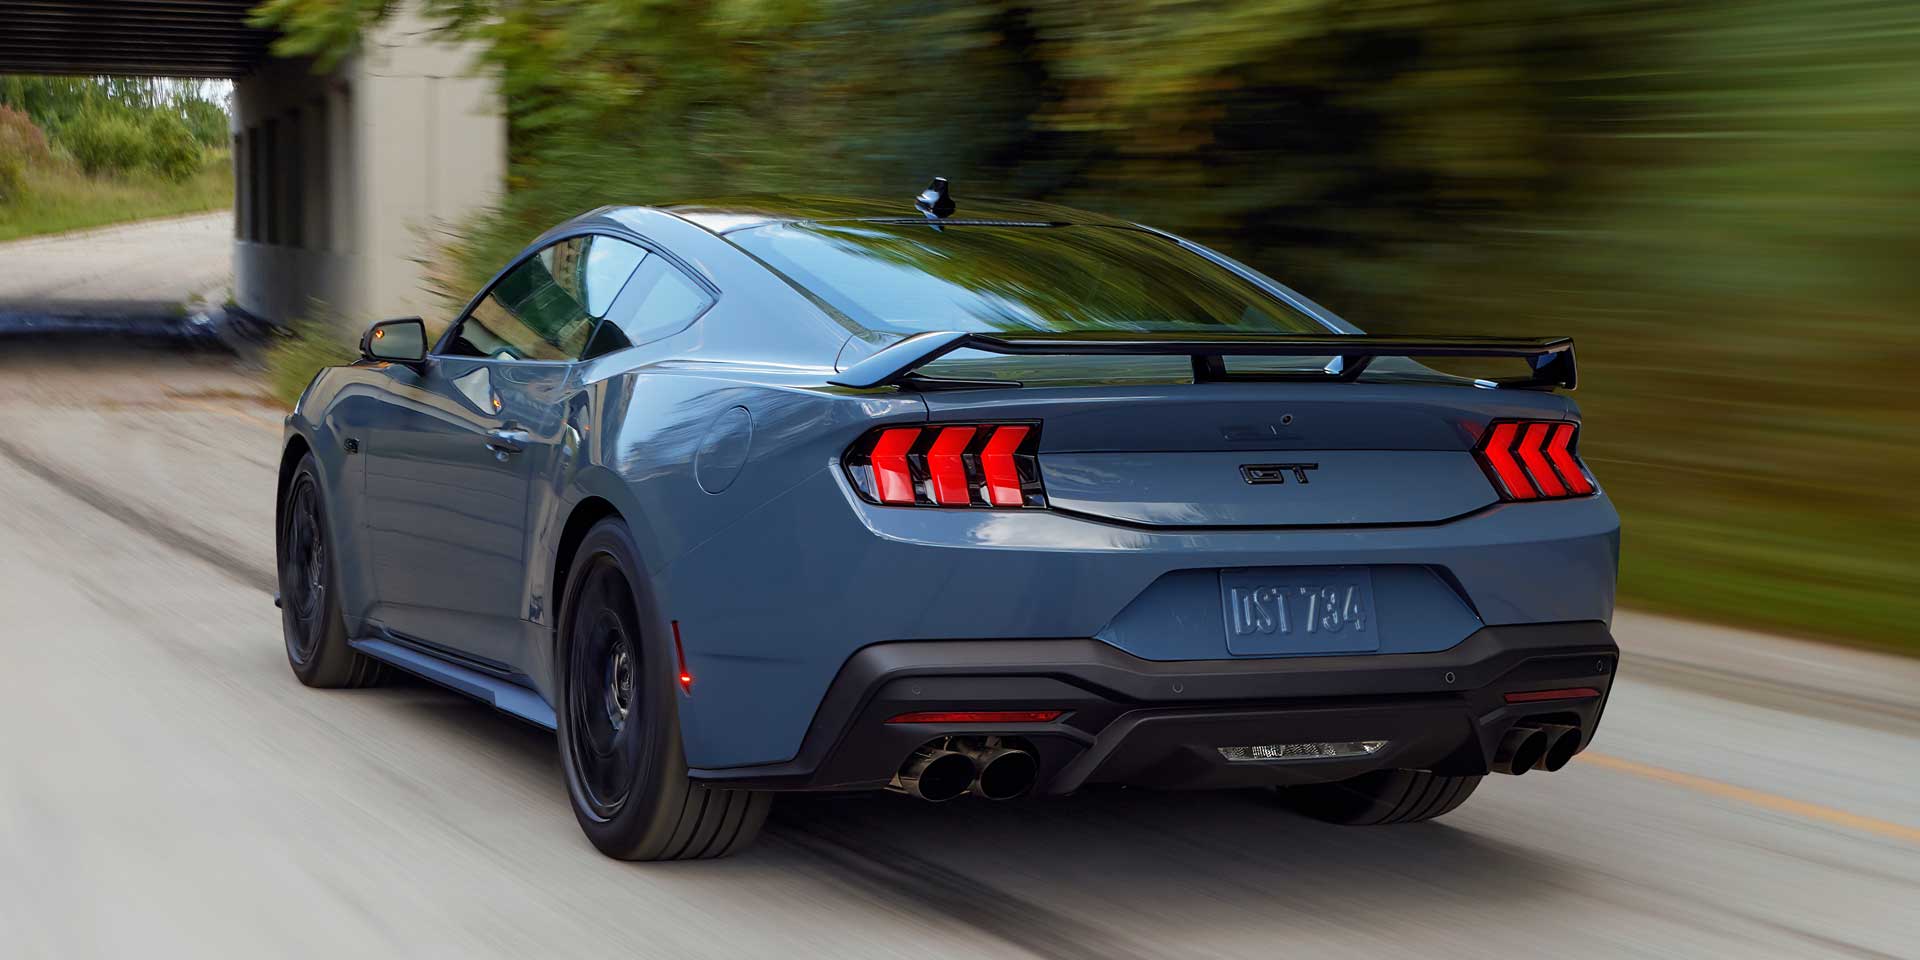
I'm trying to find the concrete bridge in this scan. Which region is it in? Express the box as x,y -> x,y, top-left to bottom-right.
0,0 -> 504,326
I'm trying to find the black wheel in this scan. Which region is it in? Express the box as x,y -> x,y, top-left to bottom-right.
1276,770 -> 1481,826
277,453 -> 384,688
556,518 -> 770,860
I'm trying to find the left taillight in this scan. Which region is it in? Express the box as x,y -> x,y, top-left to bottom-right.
1475,419 -> 1597,501
844,422 -> 1046,508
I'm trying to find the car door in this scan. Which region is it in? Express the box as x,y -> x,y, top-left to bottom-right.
362,233 -> 647,667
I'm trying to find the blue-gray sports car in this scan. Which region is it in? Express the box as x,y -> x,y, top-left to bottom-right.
277,179 -> 1620,860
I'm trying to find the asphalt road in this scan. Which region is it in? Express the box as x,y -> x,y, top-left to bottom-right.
1,346 -> 1915,960
0,212 -> 232,317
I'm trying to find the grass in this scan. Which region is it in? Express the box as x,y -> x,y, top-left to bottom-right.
0,151 -> 231,242
263,309 -> 359,408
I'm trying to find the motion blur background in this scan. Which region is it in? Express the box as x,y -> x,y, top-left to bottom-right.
257,0 -> 1918,652
4,1 -> 1913,650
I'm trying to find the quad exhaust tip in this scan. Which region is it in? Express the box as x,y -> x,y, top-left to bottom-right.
1493,723 -> 1583,775
1492,724 -> 1549,775
953,740 -> 1038,800
1535,723 -> 1582,772
890,738 -> 1038,802
891,747 -> 976,802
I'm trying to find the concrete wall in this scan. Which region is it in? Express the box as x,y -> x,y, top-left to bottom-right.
231,2 -> 504,329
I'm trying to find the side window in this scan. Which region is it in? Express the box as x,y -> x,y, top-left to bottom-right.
604,254 -> 715,348
443,235 -> 646,361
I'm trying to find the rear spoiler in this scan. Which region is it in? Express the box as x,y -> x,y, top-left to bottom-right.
828,331 -> 1577,390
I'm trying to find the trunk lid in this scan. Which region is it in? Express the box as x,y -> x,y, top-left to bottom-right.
921,379 -> 1571,527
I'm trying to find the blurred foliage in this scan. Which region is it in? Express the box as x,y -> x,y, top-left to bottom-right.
264,305 -> 361,408
178,98 -> 233,148
250,0 -> 399,70
61,111 -> 205,182
62,112 -> 156,177
0,106 -> 51,204
256,0 -> 1920,649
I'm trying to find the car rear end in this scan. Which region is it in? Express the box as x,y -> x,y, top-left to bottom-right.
678,215 -> 1619,801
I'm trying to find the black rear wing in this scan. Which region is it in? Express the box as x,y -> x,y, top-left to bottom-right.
828,330 -> 1577,390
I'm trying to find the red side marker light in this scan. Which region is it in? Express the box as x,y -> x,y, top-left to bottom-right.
886,710 -> 1064,724
671,620 -> 693,694
1503,687 -> 1601,704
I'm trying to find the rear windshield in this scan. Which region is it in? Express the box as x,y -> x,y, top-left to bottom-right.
728,222 -> 1327,336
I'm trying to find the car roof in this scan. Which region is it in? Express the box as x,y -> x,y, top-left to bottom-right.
654,194 -> 1136,235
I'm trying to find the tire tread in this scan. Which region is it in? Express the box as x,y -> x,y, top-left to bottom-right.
1277,769 -> 1482,826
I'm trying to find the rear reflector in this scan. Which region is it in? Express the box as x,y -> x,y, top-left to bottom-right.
1218,741 -> 1388,762
1503,687 -> 1602,703
671,620 -> 692,694
886,710 -> 1064,724
845,422 -> 1046,509
1476,419 -> 1597,502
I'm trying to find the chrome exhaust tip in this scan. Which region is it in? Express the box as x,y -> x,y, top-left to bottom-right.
889,747 -> 976,802
952,739 -> 1038,800
1492,724 -> 1549,776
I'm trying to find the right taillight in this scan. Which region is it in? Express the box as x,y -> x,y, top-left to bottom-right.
1475,419 -> 1596,501
844,422 -> 1046,508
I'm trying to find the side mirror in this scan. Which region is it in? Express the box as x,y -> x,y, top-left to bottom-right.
360,318 -> 426,364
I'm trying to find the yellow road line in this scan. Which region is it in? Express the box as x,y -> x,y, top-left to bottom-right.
1578,752 -> 1920,846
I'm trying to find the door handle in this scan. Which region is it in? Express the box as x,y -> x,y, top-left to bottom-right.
485,428 -> 529,455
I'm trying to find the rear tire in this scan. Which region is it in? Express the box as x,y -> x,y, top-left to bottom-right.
1276,769 -> 1481,826
555,518 -> 770,860
277,453 -> 385,689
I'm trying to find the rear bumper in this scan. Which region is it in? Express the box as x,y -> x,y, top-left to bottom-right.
688,620 -> 1617,793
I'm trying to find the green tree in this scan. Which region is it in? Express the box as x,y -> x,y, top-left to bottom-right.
177,96 -> 231,147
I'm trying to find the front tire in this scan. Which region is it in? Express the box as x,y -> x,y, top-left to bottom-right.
277,453 -> 385,688
555,518 -> 770,860
1276,769 -> 1481,825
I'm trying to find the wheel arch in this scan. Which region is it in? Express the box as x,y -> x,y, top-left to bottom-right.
275,432 -> 315,550
552,494 -> 623,635
536,487 -> 668,700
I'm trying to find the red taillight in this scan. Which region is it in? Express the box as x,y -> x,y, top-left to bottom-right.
845,422 -> 1044,509
1480,422 -> 1537,500
1546,423 -> 1594,495
1517,422 -> 1566,497
886,710 -> 1064,724
926,425 -> 977,505
868,427 -> 920,504
1476,419 -> 1597,502
980,425 -> 1030,507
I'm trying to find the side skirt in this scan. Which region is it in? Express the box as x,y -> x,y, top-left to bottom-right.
349,638 -> 558,731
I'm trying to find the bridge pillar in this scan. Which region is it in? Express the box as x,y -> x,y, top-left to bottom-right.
231,3 -> 504,330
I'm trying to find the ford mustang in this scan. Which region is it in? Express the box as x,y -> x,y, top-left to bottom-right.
276,179 -> 1619,860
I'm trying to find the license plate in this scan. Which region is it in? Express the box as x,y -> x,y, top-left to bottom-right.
1220,567 -> 1379,656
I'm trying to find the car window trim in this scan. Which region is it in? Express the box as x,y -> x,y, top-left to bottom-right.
432,225 -> 723,362
592,253 -> 720,356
